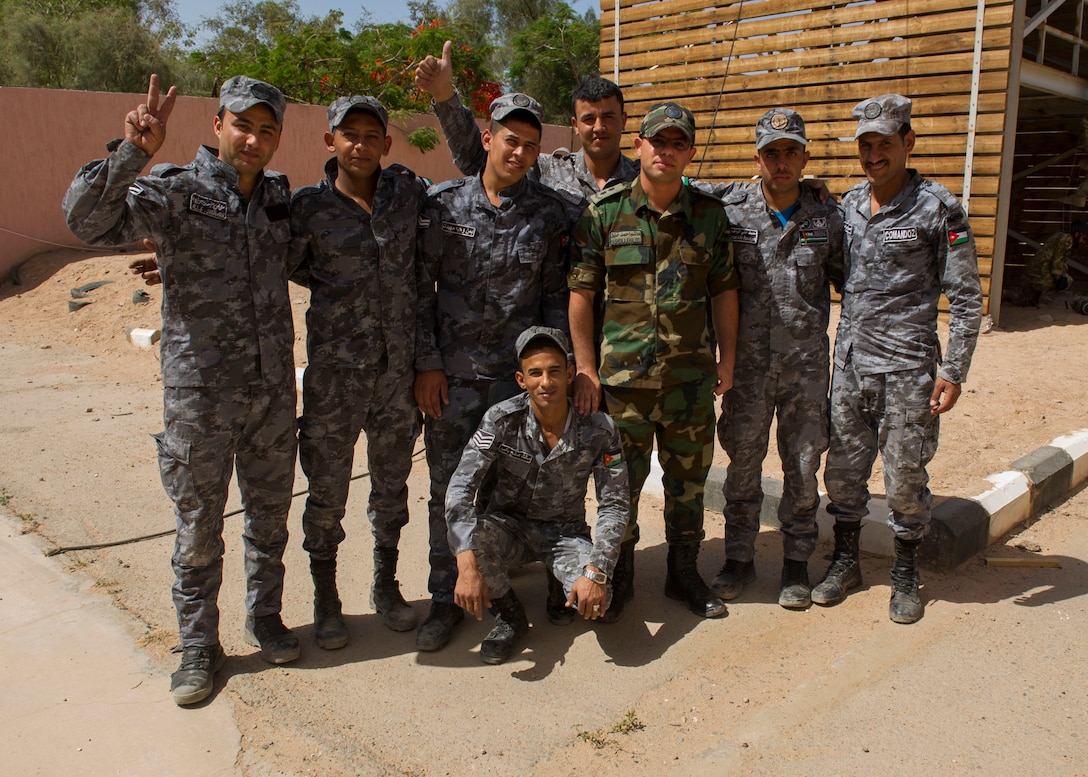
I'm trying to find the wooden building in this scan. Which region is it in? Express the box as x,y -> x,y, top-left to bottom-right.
599,0 -> 1088,323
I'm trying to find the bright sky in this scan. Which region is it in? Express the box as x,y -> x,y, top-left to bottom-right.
176,1 -> 600,36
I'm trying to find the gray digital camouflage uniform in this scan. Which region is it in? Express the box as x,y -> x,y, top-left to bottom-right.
431,91 -> 640,215
825,170 -> 982,539
709,181 -> 844,562
445,393 -> 629,599
416,173 -> 570,602
290,157 -> 429,558
63,140 -> 297,649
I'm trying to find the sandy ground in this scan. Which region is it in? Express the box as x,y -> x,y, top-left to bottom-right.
2,248 -> 1087,776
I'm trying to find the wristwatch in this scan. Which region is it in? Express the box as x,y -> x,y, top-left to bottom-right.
582,567 -> 608,585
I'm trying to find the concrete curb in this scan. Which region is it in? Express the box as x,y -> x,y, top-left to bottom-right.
642,428 -> 1088,571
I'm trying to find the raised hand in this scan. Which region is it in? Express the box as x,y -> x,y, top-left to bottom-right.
414,40 -> 456,103
124,73 -> 178,157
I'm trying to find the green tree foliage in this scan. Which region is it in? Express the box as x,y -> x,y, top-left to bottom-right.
420,0 -> 601,121
189,2 -> 501,114
0,0 -> 196,91
506,3 -> 600,123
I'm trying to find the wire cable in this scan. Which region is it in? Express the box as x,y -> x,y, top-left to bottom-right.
45,445 -> 428,556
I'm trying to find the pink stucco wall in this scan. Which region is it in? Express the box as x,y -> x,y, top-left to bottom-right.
0,86 -> 574,281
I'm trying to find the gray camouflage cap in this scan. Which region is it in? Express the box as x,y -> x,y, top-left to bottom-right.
853,94 -> 912,138
490,93 -> 544,130
515,326 -> 571,363
327,95 -> 389,132
640,102 -> 696,142
219,76 -> 286,124
756,108 -> 807,149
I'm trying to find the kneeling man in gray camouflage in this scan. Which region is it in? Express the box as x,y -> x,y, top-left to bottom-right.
445,327 -> 629,664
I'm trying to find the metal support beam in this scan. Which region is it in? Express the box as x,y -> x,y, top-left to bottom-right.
1025,0 -> 1068,36
1020,59 -> 1088,101
1013,148 -> 1079,181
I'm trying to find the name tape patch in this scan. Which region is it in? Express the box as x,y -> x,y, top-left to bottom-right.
608,230 -> 642,247
499,443 -> 532,463
882,227 -> 918,244
189,193 -> 228,220
731,227 -> 758,245
442,221 -> 476,238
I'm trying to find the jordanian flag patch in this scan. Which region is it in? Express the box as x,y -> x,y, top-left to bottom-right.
603,452 -> 623,468
472,429 -> 495,450
948,230 -> 970,246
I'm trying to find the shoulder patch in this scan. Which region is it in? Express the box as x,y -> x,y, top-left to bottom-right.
427,177 -> 467,197
385,162 -> 417,178
723,189 -> 749,206
592,181 -> 631,204
150,163 -> 188,179
290,183 -> 323,204
471,428 -> 495,450
921,178 -> 965,212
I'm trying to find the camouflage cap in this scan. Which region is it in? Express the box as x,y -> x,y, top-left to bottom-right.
219,76 -> 286,124
327,95 -> 389,132
853,94 -> 912,138
755,108 -> 807,149
515,326 -> 571,363
640,102 -> 696,142
490,93 -> 544,130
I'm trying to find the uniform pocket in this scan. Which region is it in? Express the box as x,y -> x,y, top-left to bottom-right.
604,245 -> 652,302
153,430 -> 197,511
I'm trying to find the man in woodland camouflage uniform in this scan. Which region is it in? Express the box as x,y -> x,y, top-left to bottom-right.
64,75 -> 299,706
568,102 -> 739,622
817,94 -> 982,624
702,108 -> 844,609
289,96 -> 430,650
445,327 -> 629,664
414,92 -> 570,652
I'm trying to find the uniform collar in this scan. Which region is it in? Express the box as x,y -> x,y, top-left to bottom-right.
195,144 -> 266,191
631,176 -> 691,218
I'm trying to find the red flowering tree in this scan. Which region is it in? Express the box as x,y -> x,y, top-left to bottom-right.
189,1 -> 502,150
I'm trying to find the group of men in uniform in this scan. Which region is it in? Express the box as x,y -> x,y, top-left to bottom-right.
62,40 -> 981,707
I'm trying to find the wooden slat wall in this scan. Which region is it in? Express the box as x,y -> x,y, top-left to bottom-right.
599,0 -> 1018,311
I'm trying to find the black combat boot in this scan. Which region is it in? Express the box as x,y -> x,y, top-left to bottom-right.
778,558 -> 811,610
545,568 -> 574,626
371,546 -> 417,632
415,601 -> 464,652
311,556 -> 348,650
710,558 -> 756,601
600,539 -> 635,624
665,544 -> 727,618
480,589 -> 531,665
889,537 -> 923,624
811,522 -> 863,606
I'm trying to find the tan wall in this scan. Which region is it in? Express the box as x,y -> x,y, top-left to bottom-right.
0,86 -> 574,281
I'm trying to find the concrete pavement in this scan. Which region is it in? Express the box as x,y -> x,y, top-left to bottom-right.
0,515 -> 241,777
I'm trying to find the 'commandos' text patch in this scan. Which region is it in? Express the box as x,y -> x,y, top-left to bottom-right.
882,227 -> 918,243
